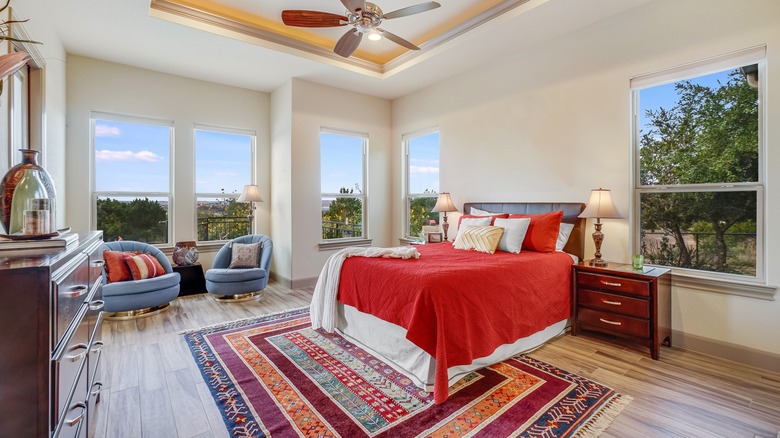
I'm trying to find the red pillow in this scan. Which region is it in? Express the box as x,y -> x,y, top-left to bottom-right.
457,213 -> 509,228
123,253 -> 166,280
103,250 -> 140,283
508,210 -> 564,253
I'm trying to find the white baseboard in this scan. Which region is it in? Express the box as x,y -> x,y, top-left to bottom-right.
673,330 -> 780,374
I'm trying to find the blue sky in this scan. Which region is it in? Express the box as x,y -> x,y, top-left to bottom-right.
94,120 -> 252,194
407,132 -> 439,194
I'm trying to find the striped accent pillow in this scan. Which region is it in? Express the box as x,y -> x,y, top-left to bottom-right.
453,225 -> 505,254
123,253 -> 166,280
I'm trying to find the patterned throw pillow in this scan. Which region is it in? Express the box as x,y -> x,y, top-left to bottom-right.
103,250 -> 141,283
453,225 -> 505,254
123,253 -> 166,280
229,242 -> 263,268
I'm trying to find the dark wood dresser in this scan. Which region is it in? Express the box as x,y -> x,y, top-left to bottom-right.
572,261 -> 672,359
0,231 -> 104,437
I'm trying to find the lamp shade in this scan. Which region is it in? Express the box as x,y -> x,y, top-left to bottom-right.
237,184 -> 263,203
432,192 -> 457,213
578,188 -> 623,219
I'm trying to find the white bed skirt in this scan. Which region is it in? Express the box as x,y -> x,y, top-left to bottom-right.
336,302 -> 567,391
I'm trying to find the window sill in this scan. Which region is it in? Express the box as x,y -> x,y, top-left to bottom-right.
671,270 -> 777,301
398,237 -> 422,246
318,238 -> 372,251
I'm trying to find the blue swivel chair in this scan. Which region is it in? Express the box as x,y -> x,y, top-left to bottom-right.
205,234 -> 273,301
101,241 -> 180,318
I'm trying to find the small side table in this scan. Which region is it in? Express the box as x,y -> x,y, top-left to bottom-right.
172,263 -> 207,296
571,261 -> 672,359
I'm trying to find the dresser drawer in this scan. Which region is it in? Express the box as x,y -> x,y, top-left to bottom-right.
578,289 -> 649,318
578,272 -> 650,297
52,307 -> 90,430
577,308 -> 650,339
53,254 -> 91,345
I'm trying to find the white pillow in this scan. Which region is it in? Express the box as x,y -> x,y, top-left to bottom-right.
556,223 -> 575,252
453,217 -> 492,244
493,218 -> 531,254
470,207 -> 496,216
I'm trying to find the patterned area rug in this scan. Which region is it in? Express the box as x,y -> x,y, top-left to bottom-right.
183,307 -> 630,437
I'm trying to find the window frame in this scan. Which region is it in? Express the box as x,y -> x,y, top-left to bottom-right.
403,128 -> 440,240
193,124 -> 257,243
319,127 -> 369,247
630,47 -> 768,290
91,111 -> 175,245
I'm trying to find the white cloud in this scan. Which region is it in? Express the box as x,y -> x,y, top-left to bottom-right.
95,125 -> 121,137
410,165 -> 439,174
95,150 -> 164,162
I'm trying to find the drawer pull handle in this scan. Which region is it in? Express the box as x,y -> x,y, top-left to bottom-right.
599,318 -> 622,326
600,280 -> 622,287
91,260 -> 106,267
91,341 -> 105,353
89,300 -> 105,311
67,343 -> 89,362
601,299 -> 622,306
90,381 -> 103,397
61,284 -> 88,298
64,402 -> 87,427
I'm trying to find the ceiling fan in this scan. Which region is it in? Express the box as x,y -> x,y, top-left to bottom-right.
281,0 -> 441,58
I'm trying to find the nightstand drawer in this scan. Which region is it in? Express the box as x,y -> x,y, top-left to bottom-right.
578,289 -> 649,318
578,272 -> 650,297
577,308 -> 650,339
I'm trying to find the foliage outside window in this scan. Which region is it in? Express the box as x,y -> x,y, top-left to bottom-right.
93,114 -> 172,244
634,59 -> 763,278
404,130 -> 440,240
321,130 -> 367,240
195,127 -> 254,242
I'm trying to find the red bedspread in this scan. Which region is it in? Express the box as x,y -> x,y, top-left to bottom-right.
337,243 -> 573,404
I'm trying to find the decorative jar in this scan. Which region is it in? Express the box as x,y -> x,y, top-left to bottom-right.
173,241 -> 199,266
1,149 -> 57,234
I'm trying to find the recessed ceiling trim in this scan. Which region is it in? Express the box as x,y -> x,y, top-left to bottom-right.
150,0 -> 542,78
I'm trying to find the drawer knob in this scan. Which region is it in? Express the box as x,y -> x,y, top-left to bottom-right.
61,284 -> 88,298
600,280 -> 622,287
66,343 -> 89,362
91,260 -> 106,267
601,299 -> 622,306
90,381 -> 103,397
91,341 -> 105,353
64,402 -> 87,427
599,318 -> 623,326
89,300 -> 105,311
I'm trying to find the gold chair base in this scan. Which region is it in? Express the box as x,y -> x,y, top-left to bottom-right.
104,303 -> 171,320
212,292 -> 261,303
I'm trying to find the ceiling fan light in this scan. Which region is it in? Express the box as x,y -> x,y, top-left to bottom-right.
367,31 -> 381,41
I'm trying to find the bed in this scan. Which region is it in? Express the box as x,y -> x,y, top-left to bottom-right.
334,202 -> 586,403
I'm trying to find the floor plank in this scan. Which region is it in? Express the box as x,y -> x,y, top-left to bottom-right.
93,281 -> 780,437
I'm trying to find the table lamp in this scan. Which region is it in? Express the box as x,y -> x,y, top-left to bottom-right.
237,184 -> 263,235
578,188 -> 623,266
432,192 -> 458,241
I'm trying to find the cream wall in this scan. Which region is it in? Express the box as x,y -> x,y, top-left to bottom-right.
285,79 -> 392,286
393,0 -> 780,358
270,81 -> 293,281
65,56 -> 271,260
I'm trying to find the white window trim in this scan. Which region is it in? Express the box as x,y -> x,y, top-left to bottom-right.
193,124 -> 257,243
91,112 -> 175,245
318,128 -> 369,250
402,127 -> 439,239
629,47 -> 775,299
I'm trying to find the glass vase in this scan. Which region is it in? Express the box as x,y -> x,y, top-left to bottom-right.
1,149 -> 57,234
9,169 -> 49,234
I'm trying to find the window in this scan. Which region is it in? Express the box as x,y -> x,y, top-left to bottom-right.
632,49 -> 764,280
404,130 -> 440,239
320,129 -> 367,241
92,113 -> 173,244
195,126 -> 255,242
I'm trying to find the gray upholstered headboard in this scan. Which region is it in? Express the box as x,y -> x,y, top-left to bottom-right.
463,202 -> 587,261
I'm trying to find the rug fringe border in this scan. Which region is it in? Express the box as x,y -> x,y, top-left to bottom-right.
572,394 -> 633,438
178,305 -> 311,334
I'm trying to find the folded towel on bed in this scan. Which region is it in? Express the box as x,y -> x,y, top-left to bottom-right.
310,246 -> 420,332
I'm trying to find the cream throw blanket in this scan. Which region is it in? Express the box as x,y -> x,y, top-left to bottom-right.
310,246 -> 420,332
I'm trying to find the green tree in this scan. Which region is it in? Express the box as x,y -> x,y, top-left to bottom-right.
97,197 -> 168,243
409,191 -> 438,238
196,189 -> 250,241
322,186 -> 362,239
640,69 -> 758,273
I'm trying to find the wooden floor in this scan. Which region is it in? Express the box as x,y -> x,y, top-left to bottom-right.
93,282 -> 780,438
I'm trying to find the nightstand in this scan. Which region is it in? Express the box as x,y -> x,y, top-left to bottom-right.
571,261 -> 672,359
172,263 -> 207,296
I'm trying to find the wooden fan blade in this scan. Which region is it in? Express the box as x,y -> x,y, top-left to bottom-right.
281,10 -> 347,27
334,28 -> 363,58
340,0 -> 366,13
382,1 -> 440,20
377,28 -> 420,50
